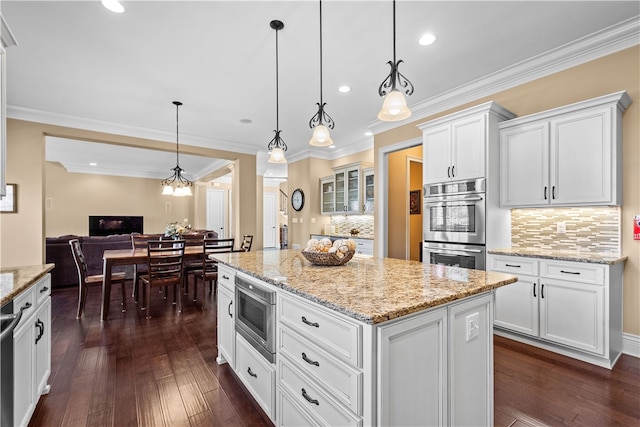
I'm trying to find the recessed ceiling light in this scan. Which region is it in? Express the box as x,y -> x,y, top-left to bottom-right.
364,131 -> 373,137
338,86 -> 351,93
101,0 -> 125,14
329,145 -> 336,149
239,118 -> 252,124
418,33 -> 436,46
89,162 -> 97,166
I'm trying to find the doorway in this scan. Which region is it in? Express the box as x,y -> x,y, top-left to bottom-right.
263,192 -> 277,248
206,188 -> 226,238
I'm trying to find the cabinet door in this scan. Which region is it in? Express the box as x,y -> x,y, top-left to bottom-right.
539,278 -> 604,355
14,317 -> 36,427
217,285 -> 235,368
378,307 -> 447,427
34,298 -> 51,397
423,123 -> 452,184
494,275 -> 539,337
334,170 -> 346,212
550,107 -> 612,205
452,114 -> 485,181
345,167 -> 361,214
500,122 -> 549,206
320,177 -> 335,215
363,170 -> 374,213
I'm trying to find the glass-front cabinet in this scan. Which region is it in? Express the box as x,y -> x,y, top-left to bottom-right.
363,167 -> 374,213
334,165 -> 361,214
320,176 -> 335,215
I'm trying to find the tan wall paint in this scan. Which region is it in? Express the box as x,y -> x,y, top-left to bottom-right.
1,119 -> 257,267
387,146 -> 422,259
374,46 -> 640,335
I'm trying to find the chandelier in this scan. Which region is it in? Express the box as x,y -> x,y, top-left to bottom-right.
267,20 -> 287,164
377,0 -> 414,122
161,101 -> 193,196
308,0 -> 335,147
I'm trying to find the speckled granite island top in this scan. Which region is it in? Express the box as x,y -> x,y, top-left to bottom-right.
0,264 -> 55,306
212,250 -> 517,325
488,247 -> 627,265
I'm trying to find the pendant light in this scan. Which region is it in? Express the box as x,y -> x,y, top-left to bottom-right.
308,0 -> 334,147
161,101 -> 193,196
377,0 -> 414,122
267,20 -> 287,164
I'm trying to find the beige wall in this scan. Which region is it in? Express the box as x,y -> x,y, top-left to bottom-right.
0,119 -> 258,266
375,46 -> 640,336
409,159 -> 422,261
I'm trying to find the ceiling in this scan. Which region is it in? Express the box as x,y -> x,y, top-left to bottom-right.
3,1 -> 638,182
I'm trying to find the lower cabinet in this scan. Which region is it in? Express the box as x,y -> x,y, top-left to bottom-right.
235,334 -> 276,420
216,265 -> 235,368
13,274 -> 51,427
490,254 -> 623,368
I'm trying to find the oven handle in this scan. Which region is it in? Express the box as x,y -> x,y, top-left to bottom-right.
0,310 -> 23,342
424,195 -> 484,204
427,248 -> 484,256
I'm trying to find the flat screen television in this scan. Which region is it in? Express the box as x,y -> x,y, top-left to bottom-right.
89,216 -> 143,236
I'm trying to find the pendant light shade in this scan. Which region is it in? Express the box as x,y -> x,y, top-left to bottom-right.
308,0 -> 335,147
267,20 -> 288,164
161,101 -> 193,196
378,0 -> 414,122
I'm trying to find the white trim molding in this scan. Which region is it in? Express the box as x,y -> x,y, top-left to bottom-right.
623,333 -> 640,358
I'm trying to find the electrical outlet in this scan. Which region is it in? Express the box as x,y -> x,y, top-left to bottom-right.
557,221 -> 566,234
300,218 -> 303,223
311,217 -> 316,224
466,312 -> 480,342
292,218 -> 298,223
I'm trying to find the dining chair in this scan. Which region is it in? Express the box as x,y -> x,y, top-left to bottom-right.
181,231 -> 207,299
69,238 -> 127,318
139,239 -> 185,319
239,234 -> 254,252
131,233 -> 163,303
193,238 -> 235,300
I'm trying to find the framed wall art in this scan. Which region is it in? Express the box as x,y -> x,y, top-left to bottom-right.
0,183 -> 16,213
409,189 -> 420,215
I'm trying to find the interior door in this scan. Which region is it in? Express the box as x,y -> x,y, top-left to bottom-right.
206,188 -> 226,238
263,192 -> 277,248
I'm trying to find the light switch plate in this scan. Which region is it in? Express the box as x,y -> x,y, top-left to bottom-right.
557,221 -> 566,234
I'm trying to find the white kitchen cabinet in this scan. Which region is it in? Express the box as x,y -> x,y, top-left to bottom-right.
236,334 -> 276,420
216,265 -> 236,368
320,163 -> 372,215
362,168 -> 374,214
420,102 -> 515,184
489,254 -> 623,368
499,91 -> 630,207
334,165 -> 360,214
377,307 -> 447,427
13,274 -> 51,427
320,176 -> 335,215
353,238 -> 373,257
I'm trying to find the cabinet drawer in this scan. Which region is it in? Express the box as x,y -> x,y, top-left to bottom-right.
489,255 -> 538,276
540,260 -> 605,285
13,284 -> 36,328
217,265 -> 235,292
278,387 -> 322,427
278,357 -> 361,427
35,275 -> 51,307
278,294 -> 361,367
354,239 -> 373,256
235,334 -> 275,420
279,325 -> 361,415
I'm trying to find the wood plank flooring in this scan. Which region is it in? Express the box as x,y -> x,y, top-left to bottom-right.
29,283 -> 639,427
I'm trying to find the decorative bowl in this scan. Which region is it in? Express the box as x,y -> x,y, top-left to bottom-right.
301,248 -> 355,266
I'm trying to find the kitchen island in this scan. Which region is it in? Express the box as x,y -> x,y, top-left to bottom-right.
212,250 -> 517,426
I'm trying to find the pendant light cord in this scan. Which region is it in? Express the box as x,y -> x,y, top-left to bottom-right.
392,0 -> 397,67
275,26 -> 280,130
175,102 -> 180,166
319,0 -> 323,106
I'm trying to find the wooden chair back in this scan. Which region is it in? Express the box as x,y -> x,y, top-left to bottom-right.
69,238 -> 89,283
131,233 -> 163,250
146,240 -> 186,285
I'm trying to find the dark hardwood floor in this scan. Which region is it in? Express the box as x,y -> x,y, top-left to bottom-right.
30,283 -> 639,427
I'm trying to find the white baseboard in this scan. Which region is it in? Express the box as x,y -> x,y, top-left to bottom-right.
623,333 -> 640,358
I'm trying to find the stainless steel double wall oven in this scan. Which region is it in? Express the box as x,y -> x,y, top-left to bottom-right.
422,178 -> 486,270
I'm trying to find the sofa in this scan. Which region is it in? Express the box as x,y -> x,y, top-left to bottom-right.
46,231 -> 218,289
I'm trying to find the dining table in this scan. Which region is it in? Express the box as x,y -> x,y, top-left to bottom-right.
101,245 -> 206,321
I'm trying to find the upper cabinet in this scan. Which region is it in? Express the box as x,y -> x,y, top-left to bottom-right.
0,16 -> 18,197
419,102 -> 515,185
499,91 -> 631,207
320,163 -> 372,215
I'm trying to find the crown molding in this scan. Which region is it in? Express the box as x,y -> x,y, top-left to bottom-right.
370,16 -> 640,135
7,105 -> 258,156
287,136 -> 374,164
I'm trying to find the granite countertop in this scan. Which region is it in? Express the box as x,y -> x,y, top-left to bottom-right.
212,250 -> 516,325
488,247 -> 627,265
0,264 -> 55,306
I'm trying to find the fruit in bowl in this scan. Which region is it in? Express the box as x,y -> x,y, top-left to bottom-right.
303,238 -> 356,265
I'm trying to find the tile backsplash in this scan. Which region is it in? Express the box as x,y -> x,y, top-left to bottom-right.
511,207 -> 621,253
330,215 -> 374,238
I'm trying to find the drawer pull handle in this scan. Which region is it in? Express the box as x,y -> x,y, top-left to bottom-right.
222,275 -> 230,280
228,301 -> 233,318
541,284 -> 545,299
40,286 -> 49,293
301,388 -> 319,405
247,367 -> 257,378
505,264 -> 521,268
533,283 -> 536,298
302,352 -> 320,367
560,270 -> 580,275
21,302 -> 32,311
544,186 -> 547,200
301,316 -> 319,328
